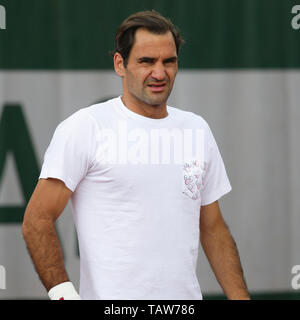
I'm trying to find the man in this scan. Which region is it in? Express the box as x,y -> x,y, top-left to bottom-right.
22,10 -> 250,300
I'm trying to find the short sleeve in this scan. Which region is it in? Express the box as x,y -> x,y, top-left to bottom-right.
39,109 -> 98,192
200,124 -> 232,206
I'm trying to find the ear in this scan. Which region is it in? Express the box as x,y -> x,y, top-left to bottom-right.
114,53 -> 125,77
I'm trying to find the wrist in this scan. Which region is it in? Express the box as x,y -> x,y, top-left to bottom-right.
48,281 -> 81,300
227,293 -> 251,300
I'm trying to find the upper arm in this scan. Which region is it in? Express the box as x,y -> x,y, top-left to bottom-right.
23,178 -> 73,226
200,200 -> 227,237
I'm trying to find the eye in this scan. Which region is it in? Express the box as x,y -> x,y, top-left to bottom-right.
163,57 -> 178,65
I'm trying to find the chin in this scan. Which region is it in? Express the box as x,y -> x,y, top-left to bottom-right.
148,100 -> 165,107
130,90 -> 170,107
144,94 -> 170,107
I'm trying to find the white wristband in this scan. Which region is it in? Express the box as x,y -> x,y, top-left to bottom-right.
48,281 -> 81,300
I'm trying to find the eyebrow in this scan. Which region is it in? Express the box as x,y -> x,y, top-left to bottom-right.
137,56 -> 178,63
137,57 -> 155,63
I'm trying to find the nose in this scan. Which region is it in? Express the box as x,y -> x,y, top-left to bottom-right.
151,62 -> 166,81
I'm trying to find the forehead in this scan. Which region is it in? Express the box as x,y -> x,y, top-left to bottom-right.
130,28 -> 177,58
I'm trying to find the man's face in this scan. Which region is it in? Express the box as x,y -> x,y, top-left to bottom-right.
116,28 -> 178,108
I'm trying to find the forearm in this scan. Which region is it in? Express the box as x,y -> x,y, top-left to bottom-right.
22,216 -> 69,292
200,225 -> 250,300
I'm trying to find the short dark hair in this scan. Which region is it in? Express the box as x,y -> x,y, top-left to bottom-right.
112,10 -> 184,67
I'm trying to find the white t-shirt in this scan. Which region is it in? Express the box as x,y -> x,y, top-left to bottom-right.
39,97 -> 232,300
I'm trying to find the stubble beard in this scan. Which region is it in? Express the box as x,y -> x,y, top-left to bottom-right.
138,81 -> 174,107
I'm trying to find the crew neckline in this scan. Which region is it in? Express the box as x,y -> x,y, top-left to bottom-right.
114,96 -> 173,124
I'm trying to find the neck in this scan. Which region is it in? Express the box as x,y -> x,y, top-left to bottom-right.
121,94 -> 168,119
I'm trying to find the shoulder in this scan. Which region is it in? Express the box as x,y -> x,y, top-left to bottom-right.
168,104 -> 210,129
56,97 -> 117,132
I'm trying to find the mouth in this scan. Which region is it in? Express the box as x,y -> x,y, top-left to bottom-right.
147,83 -> 167,93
